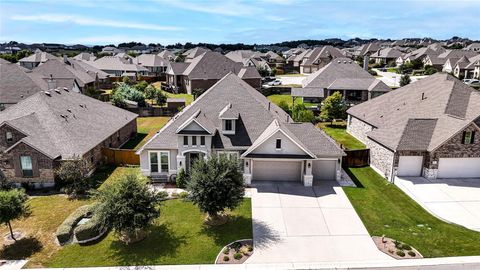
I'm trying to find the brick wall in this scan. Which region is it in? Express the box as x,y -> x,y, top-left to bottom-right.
0,124 -> 26,150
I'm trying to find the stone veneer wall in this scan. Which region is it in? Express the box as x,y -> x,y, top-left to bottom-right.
346,116 -> 374,144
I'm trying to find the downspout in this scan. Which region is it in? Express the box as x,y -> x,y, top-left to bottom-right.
390,150 -> 396,184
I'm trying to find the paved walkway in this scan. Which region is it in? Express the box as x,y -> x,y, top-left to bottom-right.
395,177 -> 480,231
247,181 -> 392,263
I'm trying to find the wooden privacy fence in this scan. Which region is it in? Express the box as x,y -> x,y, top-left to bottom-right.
342,149 -> 370,167
102,148 -> 140,165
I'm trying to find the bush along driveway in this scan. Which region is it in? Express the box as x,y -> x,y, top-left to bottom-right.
343,167 -> 480,257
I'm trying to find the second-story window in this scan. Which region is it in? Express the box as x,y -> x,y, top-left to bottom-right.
183,136 -> 188,146
6,132 -> 13,143
192,136 -> 197,146
463,131 -> 475,145
225,120 -> 233,131
200,136 -> 205,146
276,138 -> 282,150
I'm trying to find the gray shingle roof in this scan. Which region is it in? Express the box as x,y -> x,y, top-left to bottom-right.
18,49 -> 58,63
370,48 -> 403,59
140,73 -> 343,157
302,46 -> 344,66
0,89 -> 137,159
90,56 -> 148,73
0,61 -> 47,104
133,54 -> 169,67
32,59 -> 95,87
301,57 -> 390,92
347,73 -> 480,151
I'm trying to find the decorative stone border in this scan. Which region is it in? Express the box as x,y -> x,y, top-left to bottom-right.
214,239 -> 253,264
372,236 -> 423,259
76,228 -> 109,244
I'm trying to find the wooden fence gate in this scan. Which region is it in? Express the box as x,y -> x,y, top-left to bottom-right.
102,148 -> 140,165
342,149 -> 370,167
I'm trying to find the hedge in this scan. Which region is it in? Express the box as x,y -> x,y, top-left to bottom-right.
74,213 -> 105,242
56,205 -> 93,244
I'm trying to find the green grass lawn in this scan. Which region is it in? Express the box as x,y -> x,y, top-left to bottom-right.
45,199 -> 252,267
343,167 -> 480,257
0,196 -> 91,268
267,94 -> 317,108
121,117 -> 170,150
317,122 -> 365,150
152,82 -> 194,105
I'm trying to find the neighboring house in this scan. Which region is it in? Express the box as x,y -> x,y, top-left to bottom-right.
165,51 -> 261,94
129,45 -> 151,54
136,73 -> 345,186
464,43 -> 480,52
453,54 -> 480,79
300,46 -> 344,74
67,58 -> 112,89
295,58 -> 391,104
73,52 -> 96,62
101,46 -> 124,55
88,56 -> 148,78
133,54 -> 169,76
18,49 -> 58,70
264,51 -> 285,71
395,43 -> 445,66
158,50 -> 175,61
285,49 -> 308,73
32,58 -> 96,93
347,73 -> 480,181
369,48 -> 403,65
473,60 -> 480,79
424,49 -> 478,71
182,47 -> 211,63
0,45 -> 22,54
353,42 -> 382,57
0,89 -> 137,187
225,50 -> 271,73
0,59 -> 47,109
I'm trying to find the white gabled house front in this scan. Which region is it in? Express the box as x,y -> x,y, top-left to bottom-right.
136,73 -> 345,186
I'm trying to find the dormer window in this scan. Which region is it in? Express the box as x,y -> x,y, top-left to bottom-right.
225,120 -> 233,131
6,132 -> 13,143
222,119 -> 236,135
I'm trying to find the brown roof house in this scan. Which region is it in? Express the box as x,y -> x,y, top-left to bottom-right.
137,73 -> 344,186
346,73 -> 480,181
294,58 -> 391,104
0,89 -> 137,187
165,51 -> 261,94
300,46 -> 344,74
370,48 -> 403,65
453,54 -> 480,79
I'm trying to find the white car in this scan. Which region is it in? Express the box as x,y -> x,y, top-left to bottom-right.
268,79 -> 282,86
463,79 -> 480,87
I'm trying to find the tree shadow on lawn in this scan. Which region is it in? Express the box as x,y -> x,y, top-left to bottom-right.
108,222 -> 187,266
0,236 -> 42,259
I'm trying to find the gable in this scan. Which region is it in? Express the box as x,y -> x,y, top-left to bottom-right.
250,130 -> 310,156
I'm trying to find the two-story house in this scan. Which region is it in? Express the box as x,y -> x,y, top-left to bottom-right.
137,73 -> 345,186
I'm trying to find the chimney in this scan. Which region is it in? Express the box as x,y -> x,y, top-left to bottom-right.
47,75 -> 56,90
363,55 -> 369,71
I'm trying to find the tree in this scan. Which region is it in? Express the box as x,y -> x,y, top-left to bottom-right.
0,189 -> 30,241
257,66 -> 270,77
94,173 -> 163,244
400,74 -> 411,87
278,100 -> 291,114
134,81 -> 149,92
112,82 -> 146,107
320,91 -> 347,122
55,158 -> 90,198
144,85 -> 157,99
292,103 -> 315,122
187,156 -> 244,224
154,90 -> 168,106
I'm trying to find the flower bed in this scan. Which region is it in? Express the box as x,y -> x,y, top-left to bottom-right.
372,236 -> 423,259
215,239 -> 253,264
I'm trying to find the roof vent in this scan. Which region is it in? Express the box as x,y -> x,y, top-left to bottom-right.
45,91 -> 51,96
54,88 -> 61,94
67,109 -> 72,113
63,87 -> 69,91
79,104 -> 84,108
337,60 -> 341,63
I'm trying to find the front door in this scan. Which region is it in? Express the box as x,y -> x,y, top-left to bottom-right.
186,152 -> 204,173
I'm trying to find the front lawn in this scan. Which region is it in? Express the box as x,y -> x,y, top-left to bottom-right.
46,199 -> 252,267
317,122 -> 365,150
267,94 -> 316,107
151,82 -> 194,105
121,116 -> 170,150
0,196 -> 91,268
343,166 -> 480,257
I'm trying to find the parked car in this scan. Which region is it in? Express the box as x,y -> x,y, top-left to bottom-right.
463,79 -> 480,87
268,79 -> 282,86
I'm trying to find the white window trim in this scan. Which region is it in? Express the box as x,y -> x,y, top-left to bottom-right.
222,119 -> 235,135
148,151 -> 170,174
6,131 -> 13,142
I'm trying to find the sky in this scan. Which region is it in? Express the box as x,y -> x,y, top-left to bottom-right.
0,0 -> 479,46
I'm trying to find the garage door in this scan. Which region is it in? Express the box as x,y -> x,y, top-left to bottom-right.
313,160 -> 336,180
397,156 -> 423,177
253,160 -> 302,181
438,158 -> 480,178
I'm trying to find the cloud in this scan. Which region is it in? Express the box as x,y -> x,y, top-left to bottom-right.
10,14 -> 182,31
156,0 -> 260,17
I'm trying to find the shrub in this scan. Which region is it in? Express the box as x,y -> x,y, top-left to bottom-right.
144,85 -> 157,99
154,90 -> 168,106
178,191 -> 189,199
394,240 -> 402,249
134,81 -> 149,92
74,213 -> 104,242
396,250 -> 405,257
231,241 -> 242,250
233,253 -> 243,260
278,100 -> 291,114
223,255 -> 230,261
368,69 -> 377,76
223,247 -> 230,254
157,190 -> 169,199
292,103 -> 315,122
408,251 -> 416,257
400,74 -> 411,87
320,91 -> 347,122
55,158 -> 90,198
401,244 -> 412,250
176,168 -> 188,188
56,205 -> 93,244
247,245 -> 253,252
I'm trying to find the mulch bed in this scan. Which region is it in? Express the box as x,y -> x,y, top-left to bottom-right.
215,239 -> 253,264
372,236 -> 423,259
3,231 -> 25,245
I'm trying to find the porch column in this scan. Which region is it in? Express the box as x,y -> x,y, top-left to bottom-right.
303,160 -> 313,187
243,158 -> 252,185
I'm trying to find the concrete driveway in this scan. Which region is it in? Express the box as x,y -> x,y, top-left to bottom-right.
395,177 -> 480,232
373,69 -> 427,87
247,181 -> 392,263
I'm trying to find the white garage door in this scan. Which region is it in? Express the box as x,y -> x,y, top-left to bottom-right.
438,158 -> 480,178
253,160 -> 302,181
397,156 -> 423,177
313,160 -> 336,180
